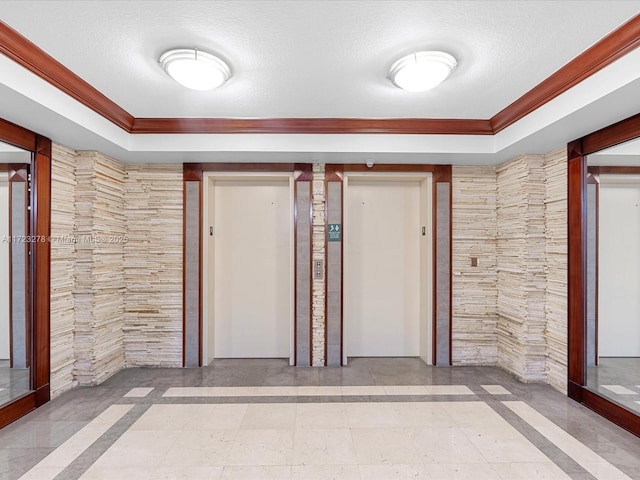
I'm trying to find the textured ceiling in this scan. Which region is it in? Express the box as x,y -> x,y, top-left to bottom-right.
1,0 -> 639,119
0,1 -> 639,164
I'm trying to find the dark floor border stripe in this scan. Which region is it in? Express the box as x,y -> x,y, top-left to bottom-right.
479,392 -> 597,480
53,404 -> 151,480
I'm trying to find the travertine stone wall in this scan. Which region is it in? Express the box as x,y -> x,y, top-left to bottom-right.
496,155 -> 547,382
124,165 -> 183,367
74,152 -> 126,386
50,144 -> 78,397
452,167 -> 498,365
311,164 -> 326,366
543,149 -> 568,392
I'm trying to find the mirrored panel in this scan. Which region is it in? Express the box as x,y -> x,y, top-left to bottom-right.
586,138 -> 640,415
0,140 -> 32,408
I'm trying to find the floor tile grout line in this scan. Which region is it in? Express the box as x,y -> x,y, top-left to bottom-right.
503,401 -> 635,480
481,397 -> 598,480
52,403 -> 152,480
16,404 -> 134,480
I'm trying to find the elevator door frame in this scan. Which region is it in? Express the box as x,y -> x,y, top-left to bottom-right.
343,172 -> 433,365
202,172 -> 296,365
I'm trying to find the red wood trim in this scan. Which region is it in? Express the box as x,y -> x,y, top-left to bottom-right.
32,135 -> 51,403
583,388 -> 640,438
569,112 -> 640,436
132,118 -> 493,135
183,164 -> 203,182
0,118 -> 52,425
567,140 -> 586,392
491,14 -> 640,133
0,21 -> 134,132
0,118 -> 36,152
0,392 -> 36,429
595,166 -> 640,175
2,14 -> 639,137
583,113 -> 640,155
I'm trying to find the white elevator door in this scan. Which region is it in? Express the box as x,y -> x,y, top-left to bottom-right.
347,181 -> 421,357
214,180 -> 291,358
598,183 -> 640,357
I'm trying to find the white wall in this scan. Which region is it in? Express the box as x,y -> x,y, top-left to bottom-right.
345,180 -> 421,357
213,179 -> 292,358
599,181 -> 640,357
0,174 -> 9,360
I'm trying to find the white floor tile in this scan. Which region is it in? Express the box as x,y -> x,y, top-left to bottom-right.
160,430 -> 236,467
391,402 -> 457,428
92,430 -> 181,467
340,386 -> 386,396
226,429 -> 294,466
295,403 -> 350,429
424,385 -> 474,395
582,462 -> 633,480
292,428 -> 358,466
491,462 -> 571,479
291,465 -> 361,479
410,426 -> 487,464
345,402 -> 404,428
351,428 -> 422,465
129,404 -> 193,431
426,463 -> 501,480
151,466 -> 224,480
480,385 -> 511,395
124,387 -> 154,398
601,385 -> 638,395
462,425 -> 550,463
358,464 -> 431,479
240,403 -> 296,430
220,466 -> 291,480
184,404 -> 248,431
79,466 -> 157,480
441,401 -> 505,428
383,385 -> 429,395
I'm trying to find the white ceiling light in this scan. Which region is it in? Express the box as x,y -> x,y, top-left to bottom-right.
159,48 -> 231,91
389,51 -> 457,92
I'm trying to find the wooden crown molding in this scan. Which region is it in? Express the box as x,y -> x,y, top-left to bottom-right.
0,21 -> 134,132
491,13 -> 640,134
131,117 -> 492,135
1,13 -> 639,136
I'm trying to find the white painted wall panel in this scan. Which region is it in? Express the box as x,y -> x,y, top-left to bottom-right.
346,181 -> 420,357
599,183 -> 640,357
0,177 -> 9,359
214,180 -> 291,358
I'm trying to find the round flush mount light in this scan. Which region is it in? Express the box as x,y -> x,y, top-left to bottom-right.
388,51 -> 457,92
159,48 -> 231,91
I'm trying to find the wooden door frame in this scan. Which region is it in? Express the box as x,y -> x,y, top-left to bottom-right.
0,117 -> 51,429
568,112 -> 640,437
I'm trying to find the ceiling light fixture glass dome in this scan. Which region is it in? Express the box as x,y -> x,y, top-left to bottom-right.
389,51 -> 457,92
159,48 -> 231,91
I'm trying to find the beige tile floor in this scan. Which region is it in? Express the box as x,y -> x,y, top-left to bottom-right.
3,358 -> 640,480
